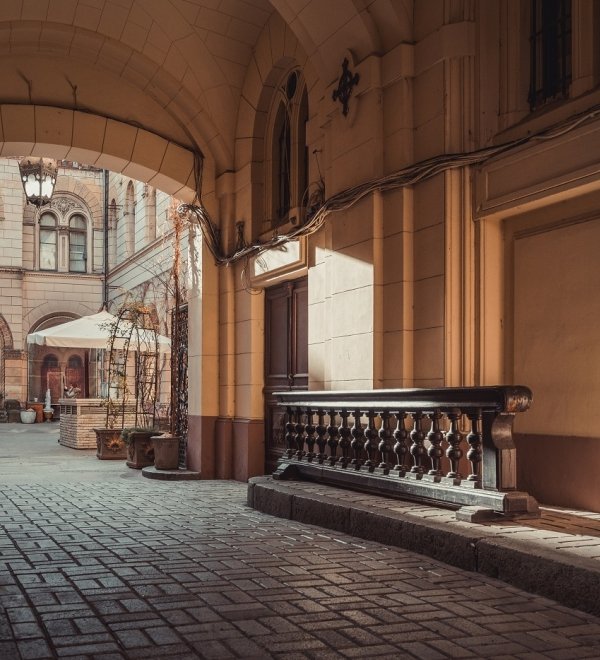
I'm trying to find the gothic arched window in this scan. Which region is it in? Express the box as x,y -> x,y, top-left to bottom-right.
147,186 -> 157,243
126,181 -> 135,256
268,70 -> 309,229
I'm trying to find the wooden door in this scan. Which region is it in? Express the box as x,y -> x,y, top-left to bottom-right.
264,278 -> 308,472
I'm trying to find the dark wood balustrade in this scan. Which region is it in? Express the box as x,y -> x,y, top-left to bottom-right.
273,386 -> 539,520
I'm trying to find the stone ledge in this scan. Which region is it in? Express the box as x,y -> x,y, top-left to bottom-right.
248,476 -> 600,618
142,466 -> 201,480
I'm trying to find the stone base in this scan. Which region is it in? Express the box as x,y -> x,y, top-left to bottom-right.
59,398 -> 136,449
141,466 -> 201,480
273,459 -> 540,519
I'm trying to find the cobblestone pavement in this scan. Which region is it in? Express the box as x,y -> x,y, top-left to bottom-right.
1,424 -> 600,659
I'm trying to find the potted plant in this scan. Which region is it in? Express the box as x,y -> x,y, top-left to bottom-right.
96,300 -> 169,467
93,333 -> 129,460
122,426 -> 158,469
94,389 -> 130,460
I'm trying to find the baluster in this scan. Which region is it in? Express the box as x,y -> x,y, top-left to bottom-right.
350,409 -> 365,469
445,410 -> 463,480
409,412 -> 426,475
304,407 -> 316,461
338,410 -> 351,467
467,410 -> 483,483
295,408 -> 306,458
327,409 -> 339,465
427,410 -> 444,478
393,412 -> 409,475
363,410 -> 377,472
378,411 -> 391,473
315,410 -> 327,463
285,407 -> 296,458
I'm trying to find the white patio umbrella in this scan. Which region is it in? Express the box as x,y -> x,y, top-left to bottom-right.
26,310 -> 171,352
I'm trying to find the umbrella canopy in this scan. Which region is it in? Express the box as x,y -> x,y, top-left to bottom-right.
26,310 -> 170,352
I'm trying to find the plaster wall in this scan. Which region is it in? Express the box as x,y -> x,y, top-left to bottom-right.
511,217 -> 600,511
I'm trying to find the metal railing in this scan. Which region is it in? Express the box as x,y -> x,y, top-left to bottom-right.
273,386 -> 539,520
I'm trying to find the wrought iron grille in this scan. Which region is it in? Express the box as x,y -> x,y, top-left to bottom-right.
171,303 -> 188,468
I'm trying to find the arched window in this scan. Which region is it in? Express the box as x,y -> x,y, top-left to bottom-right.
65,354 -> 84,394
39,213 -> 57,270
41,354 -> 61,402
109,199 -> 117,267
147,186 -> 157,243
68,214 -> 87,272
126,180 -> 135,256
268,70 -> 309,229
273,102 -> 291,221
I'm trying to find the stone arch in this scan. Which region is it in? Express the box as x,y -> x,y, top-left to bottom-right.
0,17 -> 232,174
52,179 -> 103,229
24,302 -> 96,337
29,312 -> 79,335
0,105 -> 199,201
0,314 -> 14,351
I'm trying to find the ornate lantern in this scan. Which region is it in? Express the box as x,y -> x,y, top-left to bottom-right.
18,157 -> 58,207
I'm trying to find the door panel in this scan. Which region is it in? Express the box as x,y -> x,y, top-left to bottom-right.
292,279 -> 308,385
264,278 -> 308,472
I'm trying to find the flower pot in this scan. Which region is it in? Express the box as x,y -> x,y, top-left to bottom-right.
126,430 -> 155,469
20,410 -> 36,424
152,435 -> 180,470
94,428 -> 127,460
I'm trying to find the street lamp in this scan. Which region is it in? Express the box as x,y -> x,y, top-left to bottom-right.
18,157 -> 58,207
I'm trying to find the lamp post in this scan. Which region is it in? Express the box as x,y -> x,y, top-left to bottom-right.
18,157 -> 58,207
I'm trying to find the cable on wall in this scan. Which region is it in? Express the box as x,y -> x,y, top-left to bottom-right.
178,103 -> 600,270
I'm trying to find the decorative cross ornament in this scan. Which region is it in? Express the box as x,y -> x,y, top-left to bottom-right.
332,58 -> 360,116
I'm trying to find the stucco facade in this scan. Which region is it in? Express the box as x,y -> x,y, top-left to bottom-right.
0,1 -> 598,511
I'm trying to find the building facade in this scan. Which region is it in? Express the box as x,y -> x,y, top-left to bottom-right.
0,159 -> 181,409
0,1 -> 598,511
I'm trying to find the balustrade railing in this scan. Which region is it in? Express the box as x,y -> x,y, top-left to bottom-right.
273,386 -> 539,520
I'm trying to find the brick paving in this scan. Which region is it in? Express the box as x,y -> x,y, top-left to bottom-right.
1,424 -> 600,658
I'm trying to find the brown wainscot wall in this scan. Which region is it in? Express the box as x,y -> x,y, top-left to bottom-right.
515,434 -> 600,513
188,415 -> 265,481
233,418 -> 265,482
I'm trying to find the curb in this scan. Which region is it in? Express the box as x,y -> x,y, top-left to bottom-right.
141,466 -> 201,480
248,476 -> 600,618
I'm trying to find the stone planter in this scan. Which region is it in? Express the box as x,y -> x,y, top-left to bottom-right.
152,435 -> 180,470
20,410 -> 36,424
126,430 -> 155,469
94,428 -> 127,460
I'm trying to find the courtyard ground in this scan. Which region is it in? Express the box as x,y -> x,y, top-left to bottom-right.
0,422 -> 599,659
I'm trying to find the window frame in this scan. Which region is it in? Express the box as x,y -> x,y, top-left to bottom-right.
68,213 -> 87,273
265,69 -> 309,232
38,212 -> 58,271
528,0 -> 572,110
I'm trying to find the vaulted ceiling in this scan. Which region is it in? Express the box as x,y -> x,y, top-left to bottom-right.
0,0 -> 412,184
